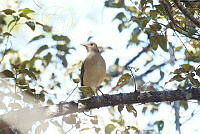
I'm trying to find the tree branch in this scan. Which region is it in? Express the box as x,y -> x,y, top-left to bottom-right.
0,87 -> 200,131
160,0 -> 200,40
172,0 -> 200,28
125,45 -> 150,67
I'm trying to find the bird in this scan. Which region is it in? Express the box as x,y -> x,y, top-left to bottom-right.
80,42 -> 106,97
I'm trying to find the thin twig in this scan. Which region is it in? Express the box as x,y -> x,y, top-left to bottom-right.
125,45 -> 150,67
83,112 -> 96,118
127,66 -> 137,92
65,84 -> 78,101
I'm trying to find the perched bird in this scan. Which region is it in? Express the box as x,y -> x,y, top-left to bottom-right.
80,42 -> 106,96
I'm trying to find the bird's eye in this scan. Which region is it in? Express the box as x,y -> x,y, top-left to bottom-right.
91,43 -> 94,46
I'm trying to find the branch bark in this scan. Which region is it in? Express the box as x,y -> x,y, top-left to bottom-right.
0,87 -> 200,131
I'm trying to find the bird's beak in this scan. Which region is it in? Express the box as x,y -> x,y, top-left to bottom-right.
81,43 -> 89,47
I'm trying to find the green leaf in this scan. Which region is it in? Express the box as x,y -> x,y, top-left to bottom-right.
150,35 -> 158,50
90,119 -> 98,124
28,34 -> 45,43
126,104 -> 137,117
169,74 -> 185,82
174,68 -> 187,74
180,100 -> 188,110
158,35 -> 167,52
63,114 -> 76,124
52,35 -> 70,43
181,64 -> 194,72
154,120 -> 164,132
127,6 -> 138,14
18,69 -> 37,80
34,45 -> 48,55
26,21 -> 35,31
113,12 -> 126,21
73,78 -> 80,83
0,70 -> 14,78
174,46 -> 182,51
105,124 -> 116,134
1,9 -> 16,15
150,35 -> 167,51
16,76 -> 27,85
18,8 -> 34,15
36,22 -> 52,32
3,32 -> 12,37
47,99 -> 54,105
150,23 -> 161,31
43,52 -> 52,66
112,73 -> 131,90
19,8 -> 34,19
118,104 -> 124,113
56,54 -> 68,67
79,86 -> 94,95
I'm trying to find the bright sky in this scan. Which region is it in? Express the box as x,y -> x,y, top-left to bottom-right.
0,0 -> 200,134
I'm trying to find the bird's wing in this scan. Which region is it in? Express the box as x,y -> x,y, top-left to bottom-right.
80,60 -> 85,86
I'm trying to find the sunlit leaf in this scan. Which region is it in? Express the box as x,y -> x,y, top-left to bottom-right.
181,64 -> 194,72
18,8 -> 34,15
63,114 -> 76,124
91,119 -> 98,124
112,73 -> 131,90
73,78 -> 80,83
105,124 -> 116,134
174,46 -> 182,51
19,8 -> 34,19
79,86 -> 94,95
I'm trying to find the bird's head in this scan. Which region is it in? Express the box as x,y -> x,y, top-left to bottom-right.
81,42 -> 99,53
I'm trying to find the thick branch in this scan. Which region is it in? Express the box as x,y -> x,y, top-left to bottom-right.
0,87 -> 200,131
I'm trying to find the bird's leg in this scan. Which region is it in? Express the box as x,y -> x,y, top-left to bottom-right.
96,86 -> 104,96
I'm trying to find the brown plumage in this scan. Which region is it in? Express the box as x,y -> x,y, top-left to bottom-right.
80,42 -> 106,95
